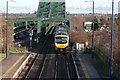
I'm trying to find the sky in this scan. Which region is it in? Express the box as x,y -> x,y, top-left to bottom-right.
0,0 -> 119,14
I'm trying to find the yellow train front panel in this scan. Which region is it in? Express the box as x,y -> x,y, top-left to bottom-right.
55,35 -> 69,49
55,43 -> 68,48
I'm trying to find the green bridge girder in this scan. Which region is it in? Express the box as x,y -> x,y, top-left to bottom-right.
37,0 -> 66,18
12,17 -> 70,34
12,0 -> 70,46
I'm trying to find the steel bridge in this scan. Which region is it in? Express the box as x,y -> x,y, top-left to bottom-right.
12,0 -> 71,47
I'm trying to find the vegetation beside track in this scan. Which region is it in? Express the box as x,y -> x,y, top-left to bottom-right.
87,47 -> 120,79
0,53 -> 5,61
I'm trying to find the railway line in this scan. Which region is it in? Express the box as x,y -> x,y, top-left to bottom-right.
19,54 -> 85,79
15,24 -> 85,79
18,25 -> 55,79
22,54 -> 85,80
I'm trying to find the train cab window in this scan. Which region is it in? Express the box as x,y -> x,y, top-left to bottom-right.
55,37 -> 67,44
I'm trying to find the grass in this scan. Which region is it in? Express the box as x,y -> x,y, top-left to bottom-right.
9,47 -> 28,54
0,47 -> 28,62
0,53 -> 6,61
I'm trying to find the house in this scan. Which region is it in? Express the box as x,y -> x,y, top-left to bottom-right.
83,21 -> 92,32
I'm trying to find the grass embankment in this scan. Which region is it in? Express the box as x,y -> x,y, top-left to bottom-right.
89,47 -> 120,79
9,48 -> 28,54
0,53 -> 5,61
90,48 -> 109,77
0,47 -> 28,61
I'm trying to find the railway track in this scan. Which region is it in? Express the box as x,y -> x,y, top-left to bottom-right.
20,53 -> 85,80
17,26 -> 55,79
54,53 -> 84,79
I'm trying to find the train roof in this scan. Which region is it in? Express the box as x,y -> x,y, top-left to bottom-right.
55,24 -> 68,35
56,31 -> 68,35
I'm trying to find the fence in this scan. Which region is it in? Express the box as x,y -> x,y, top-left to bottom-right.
93,47 -> 120,79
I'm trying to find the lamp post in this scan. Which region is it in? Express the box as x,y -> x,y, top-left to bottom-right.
6,0 -> 15,58
92,1 -> 94,58
85,0 -> 94,58
110,0 -> 114,79
6,0 -> 8,59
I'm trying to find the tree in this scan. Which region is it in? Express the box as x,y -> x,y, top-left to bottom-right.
91,16 -> 99,31
100,16 -> 106,25
91,22 -> 99,31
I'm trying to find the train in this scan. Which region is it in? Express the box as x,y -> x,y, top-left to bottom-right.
54,24 -> 69,52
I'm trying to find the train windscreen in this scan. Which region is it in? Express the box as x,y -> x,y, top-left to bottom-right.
55,37 -> 67,44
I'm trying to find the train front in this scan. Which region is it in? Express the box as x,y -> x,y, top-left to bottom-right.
55,35 -> 69,48
54,24 -> 69,52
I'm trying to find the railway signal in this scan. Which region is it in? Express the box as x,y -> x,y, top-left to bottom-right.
30,30 -> 33,49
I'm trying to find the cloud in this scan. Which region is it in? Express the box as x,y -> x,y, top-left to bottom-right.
8,6 -> 36,13
10,6 -> 33,10
95,6 -> 111,11
66,6 -> 113,14
1,0 -> 118,13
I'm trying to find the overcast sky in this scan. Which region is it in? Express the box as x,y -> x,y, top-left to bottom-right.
0,0 -> 119,14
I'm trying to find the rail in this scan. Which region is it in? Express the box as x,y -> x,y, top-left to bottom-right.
24,25 -> 55,79
71,54 -> 81,79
